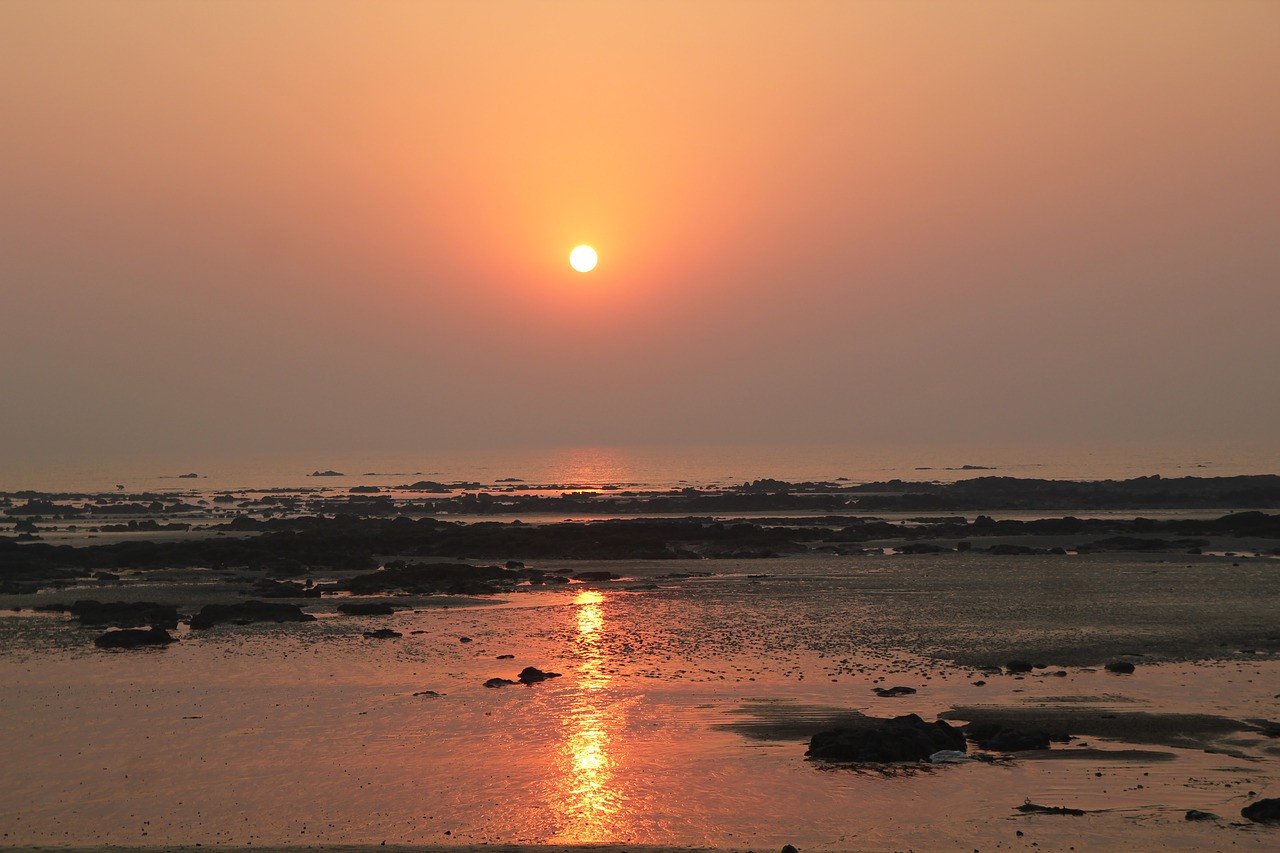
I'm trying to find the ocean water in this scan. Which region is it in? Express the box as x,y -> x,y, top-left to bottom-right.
1,439 -> 1274,494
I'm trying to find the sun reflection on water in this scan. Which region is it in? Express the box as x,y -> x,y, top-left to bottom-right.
550,589 -> 630,841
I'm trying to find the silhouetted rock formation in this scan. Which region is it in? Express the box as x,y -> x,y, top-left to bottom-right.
872,686 -> 917,697
518,666 -> 562,684
189,601 -> 315,629
1015,803 -> 1085,816
1241,798 -> 1280,822
964,722 -> 1056,751
807,714 -> 965,763
252,579 -> 320,598
3,477 -> 1278,596
70,600 -> 179,629
344,561 -> 520,595
338,602 -> 397,615
94,627 -> 175,649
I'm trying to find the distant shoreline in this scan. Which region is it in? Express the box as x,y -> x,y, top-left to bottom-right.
4,473 -> 1280,511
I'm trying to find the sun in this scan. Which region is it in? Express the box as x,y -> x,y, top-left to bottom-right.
569,245 -> 598,272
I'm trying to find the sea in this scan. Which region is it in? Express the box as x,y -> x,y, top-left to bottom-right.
1,439 -> 1274,494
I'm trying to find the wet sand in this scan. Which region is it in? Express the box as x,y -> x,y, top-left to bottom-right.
3,496 -> 1280,851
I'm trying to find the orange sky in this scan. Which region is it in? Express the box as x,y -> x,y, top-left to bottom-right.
2,1 -> 1278,463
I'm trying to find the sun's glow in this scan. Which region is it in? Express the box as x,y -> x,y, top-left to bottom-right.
569,245 -> 598,272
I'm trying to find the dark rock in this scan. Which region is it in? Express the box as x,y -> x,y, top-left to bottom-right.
965,722 -> 1053,751
518,666 -> 562,684
70,600 -> 179,629
189,601 -> 316,629
363,628 -> 402,639
252,579 -> 320,598
484,677 -> 518,688
572,571 -> 621,581
496,654 -> 514,659
399,480 -> 451,492
1016,802 -> 1085,816
413,690 -> 444,697
459,636 -> 473,643
94,627 -> 175,649
986,543 -> 1049,556
337,602 -> 397,616
873,686 -> 917,697
261,559 -> 311,578
1254,720 -> 1280,738
1241,798 -> 1280,822
893,542 -> 949,555
1005,660 -> 1034,673
806,714 -> 966,763
344,562 -> 518,595
1184,810 -> 1219,821
309,470 -> 344,477
1105,661 -> 1136,674
781,846 -> 799,853
92,571 -> 120,581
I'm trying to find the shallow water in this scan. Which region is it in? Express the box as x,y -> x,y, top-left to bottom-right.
3,557 -> 1279,850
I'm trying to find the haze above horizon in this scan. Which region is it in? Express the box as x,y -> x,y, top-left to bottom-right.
2,1 -> 1277,470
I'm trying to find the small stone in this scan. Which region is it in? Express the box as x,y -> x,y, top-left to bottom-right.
518,666 -> 563,684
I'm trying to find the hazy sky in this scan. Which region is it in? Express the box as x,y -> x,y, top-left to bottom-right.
3,1 -> 1278,466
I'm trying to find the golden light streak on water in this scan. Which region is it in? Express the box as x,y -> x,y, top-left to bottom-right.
549,589 -> 629,841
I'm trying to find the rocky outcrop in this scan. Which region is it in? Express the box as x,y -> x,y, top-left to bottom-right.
252,579 -> 320,598
964,722 -> 1056,751
807,714 -> 965,763
572,571 -> 620,582
189,601 -> 315,629
872,686 -> 917,697
338,602 -> 397,615
1015,802 -> 1085,816
94,627 -> 175,649
344,562 -> 519,595
1241,798 -> 1280,822
70,600 -> 179,629
518,666 -> 562,684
